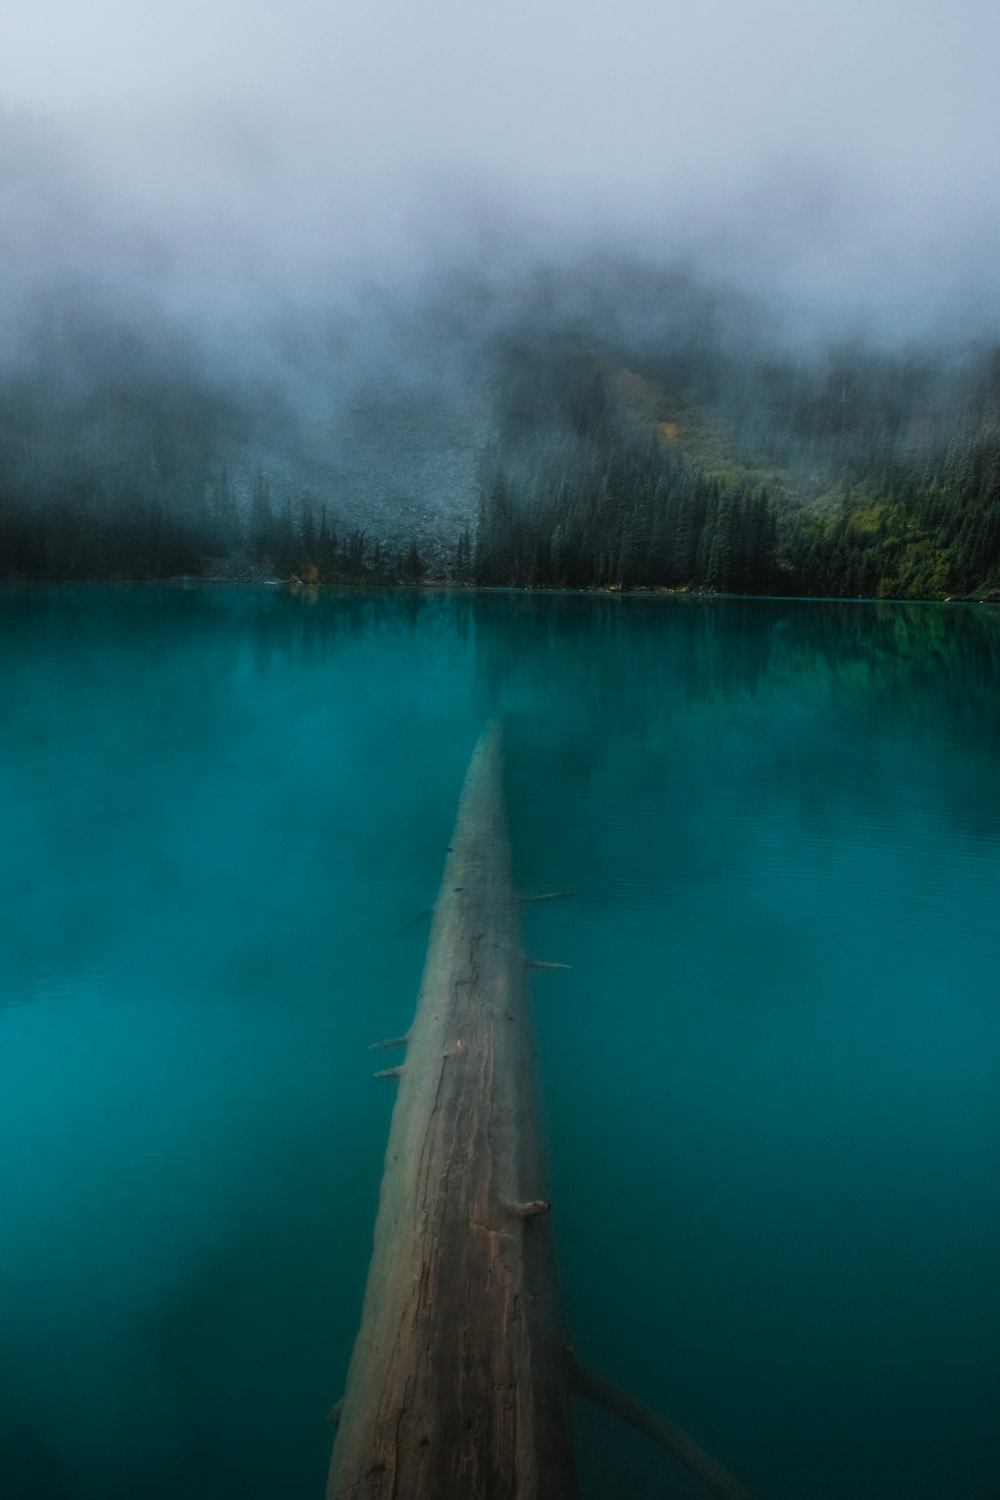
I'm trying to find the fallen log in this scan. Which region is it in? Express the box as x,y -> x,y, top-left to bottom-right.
327,722 -> 752,1500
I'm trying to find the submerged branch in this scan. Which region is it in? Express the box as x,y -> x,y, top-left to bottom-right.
570,1360 -> 753,1500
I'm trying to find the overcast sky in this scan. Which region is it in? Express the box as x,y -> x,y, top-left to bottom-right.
3,0 -> 996,199
2,0 -> 998,323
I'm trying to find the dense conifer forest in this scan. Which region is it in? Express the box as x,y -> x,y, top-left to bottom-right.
3,317 -> 999,598
473,331 -> 1000,600
1,112 -> 998,604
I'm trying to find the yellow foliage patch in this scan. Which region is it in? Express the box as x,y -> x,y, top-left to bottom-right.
850,504 -> 886,535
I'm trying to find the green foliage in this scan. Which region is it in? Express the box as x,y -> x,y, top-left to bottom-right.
2,301 -> 999,600
471,337 -> 1000,600
774,433 -> 1000,599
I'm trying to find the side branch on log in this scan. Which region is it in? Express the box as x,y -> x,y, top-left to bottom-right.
513,1200 -> 552,1220
372,1065 -> 405,1081
569,1361 -> 752,1500
517,892 -> 574,904
369,1036 -> 409,1052
525,960 -> 572,971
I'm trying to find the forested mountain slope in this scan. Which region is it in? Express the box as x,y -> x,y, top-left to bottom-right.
2,111 -> 998,596
474,323 -> 1000,600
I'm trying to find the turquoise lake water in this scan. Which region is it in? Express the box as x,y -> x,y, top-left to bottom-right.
2,585 -> 999,1500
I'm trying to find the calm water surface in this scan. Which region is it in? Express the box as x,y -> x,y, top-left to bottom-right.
2,586 -> 999,1500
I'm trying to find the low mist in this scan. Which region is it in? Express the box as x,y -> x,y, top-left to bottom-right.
1,0 -> 998,578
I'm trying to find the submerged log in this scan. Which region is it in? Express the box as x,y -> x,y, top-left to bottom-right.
328,722 -> 752,1500
328,721 -> 578,1499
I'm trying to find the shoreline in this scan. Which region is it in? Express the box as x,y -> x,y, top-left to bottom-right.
0,576 -> 997,608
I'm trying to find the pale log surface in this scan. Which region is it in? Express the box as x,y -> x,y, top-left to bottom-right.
328,723 -> 578,1500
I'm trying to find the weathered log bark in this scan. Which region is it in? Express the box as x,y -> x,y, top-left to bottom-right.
328,722 -> 754,1500
327,722 -> 579,1500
